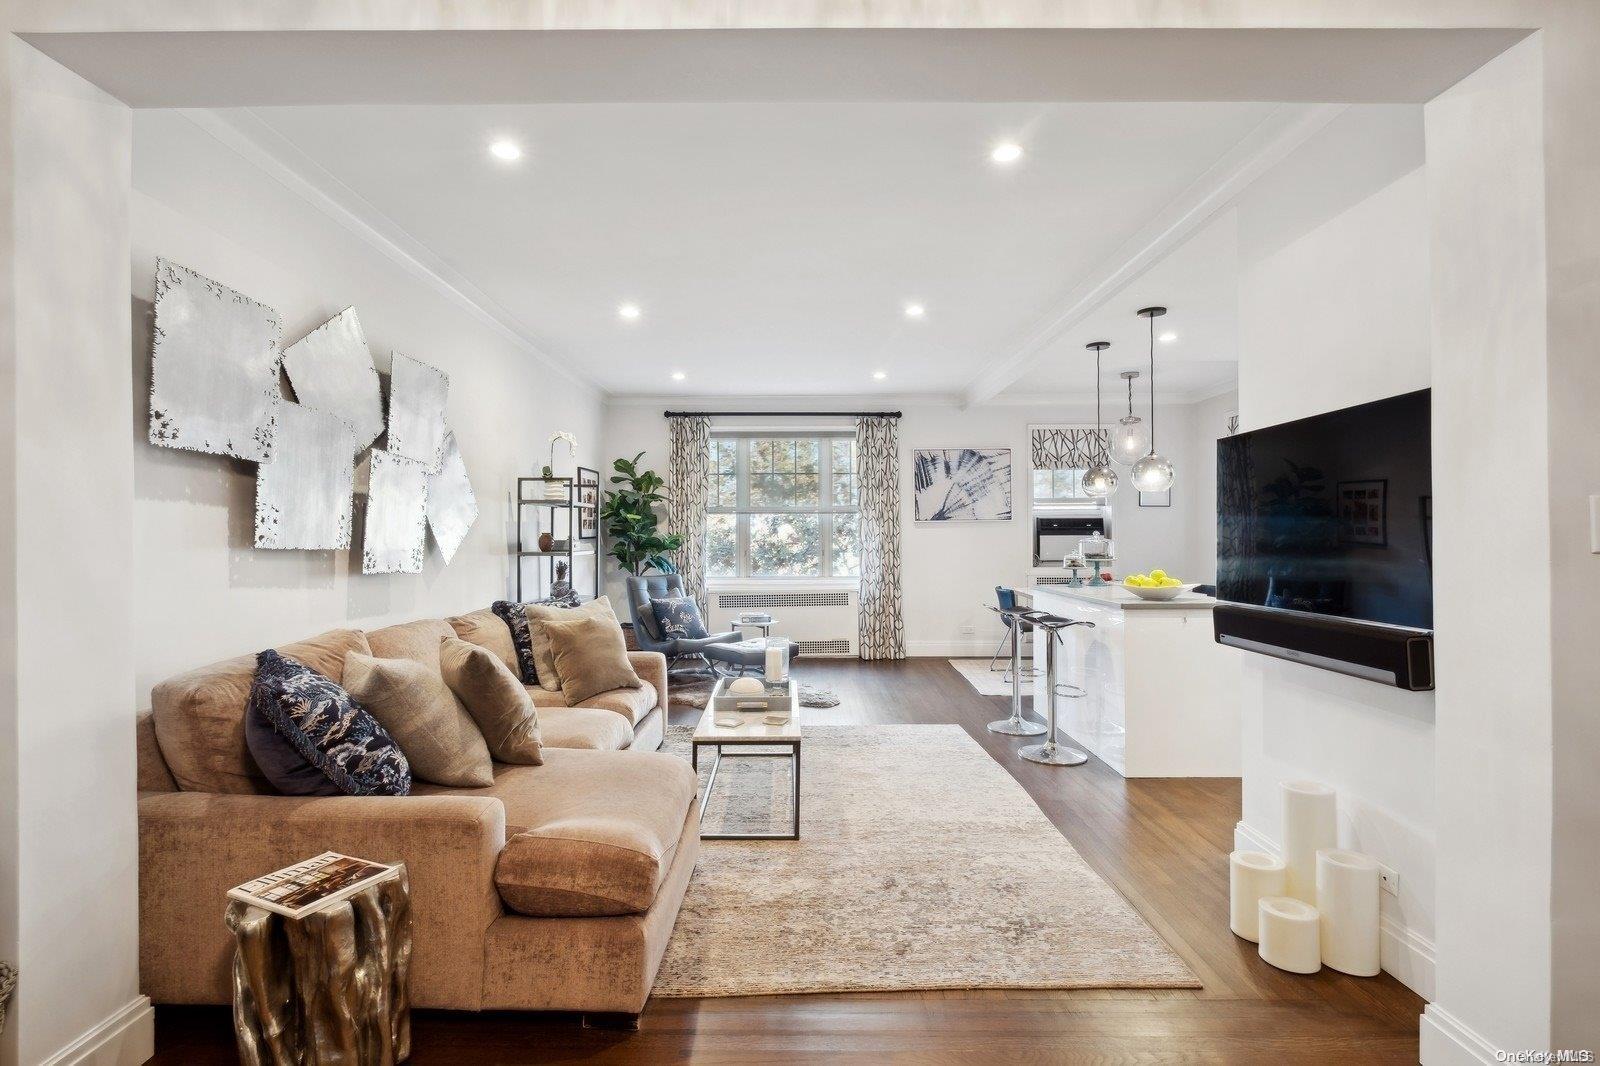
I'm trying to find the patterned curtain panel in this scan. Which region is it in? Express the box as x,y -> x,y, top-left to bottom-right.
666,416 -> 711,612
856,416 -> 906,660
1031,426 -> 1109,468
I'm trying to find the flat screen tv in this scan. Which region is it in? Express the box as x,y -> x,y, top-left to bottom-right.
1215,389 -> 1433,688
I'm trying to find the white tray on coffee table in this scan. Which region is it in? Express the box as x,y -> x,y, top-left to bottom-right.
691,705 -> 801,840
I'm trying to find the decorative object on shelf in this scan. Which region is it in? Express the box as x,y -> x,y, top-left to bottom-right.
1281,780 -> 1337,902
1336,479 -> 1388,546
363,449 -> 430,575
601,453 -> 683,576
1229,850 -> 1288,942
386,351 -> 449,471
551,559 -> 573,601
515,476 -> 601,603
226,854 -> 411,1066
424,430 -> 477,565
537,531 -> 553,553
1112,370 -> 1152,466
1131,307 -> 1175,493
1256,896 -> 1321,974
912,448 -> 1012,521
1082,342 -> 1118,498
281,306 -> 385,451
147,257 -> 283,461
253,402 -> 356,551
1316,849 -> 1381,976
543,431 -> 578,498
1138,488 -> 1172,508
576,466 -> 600,540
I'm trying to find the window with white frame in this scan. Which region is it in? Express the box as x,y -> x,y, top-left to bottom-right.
705,434 -> 860,580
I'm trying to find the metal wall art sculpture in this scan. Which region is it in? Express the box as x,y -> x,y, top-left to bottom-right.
912,448 -> 1013,522
254,403 -> 357,551
281,307 -> 385,451
385,352 -> 449,471
148,258 -> 282,460
425,431 -> 478,565
362,449 -> 429,575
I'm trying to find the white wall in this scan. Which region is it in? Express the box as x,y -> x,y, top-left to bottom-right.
602,395 -> 1228,656
1231,105 -> 1439,997
129,110 -> 604,702
1188,389 -> 1237,585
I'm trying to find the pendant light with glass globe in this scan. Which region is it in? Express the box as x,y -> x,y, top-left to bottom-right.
1081,341 -> 1118,499
1110,369 -> 1151,466
1130,307 -> 1175,493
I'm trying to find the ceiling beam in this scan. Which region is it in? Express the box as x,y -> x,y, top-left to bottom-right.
963,102 -> 1345,407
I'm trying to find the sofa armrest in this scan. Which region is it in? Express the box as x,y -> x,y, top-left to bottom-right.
138,791 -> 506,1010
628,651 -> 667,711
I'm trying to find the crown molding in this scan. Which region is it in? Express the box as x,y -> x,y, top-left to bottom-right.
603,391 -> 964,410
963,102 -> 1345,406
179,108 -> 603,399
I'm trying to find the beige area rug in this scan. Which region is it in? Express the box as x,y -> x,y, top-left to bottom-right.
652,724 -> 1197,997
947,657 -> 1033,697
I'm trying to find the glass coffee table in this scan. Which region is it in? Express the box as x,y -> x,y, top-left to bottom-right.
690,707 -> 801,840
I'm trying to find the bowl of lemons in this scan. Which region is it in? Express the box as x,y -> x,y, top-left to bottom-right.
1122,569 -> 1197,601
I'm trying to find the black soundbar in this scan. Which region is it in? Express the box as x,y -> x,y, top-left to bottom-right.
1213,603 -> 1434,691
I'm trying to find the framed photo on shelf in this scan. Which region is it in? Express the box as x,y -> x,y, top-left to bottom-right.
1137,488 -> 1171,508
1337,478 -> 1388,546
576,466 -> 600,541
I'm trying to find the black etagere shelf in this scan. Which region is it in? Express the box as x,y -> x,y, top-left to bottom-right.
515,475 -> 601,604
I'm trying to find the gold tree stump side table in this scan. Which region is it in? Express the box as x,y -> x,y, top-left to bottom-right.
225,865 -> 412,1066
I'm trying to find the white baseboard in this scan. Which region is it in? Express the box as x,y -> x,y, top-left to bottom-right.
1233,821 -> 1435,1000
1420,1004 -> 1499,1065
42,996 -> 154,1066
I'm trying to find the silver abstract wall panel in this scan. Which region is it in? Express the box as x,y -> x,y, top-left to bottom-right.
363,449 -> 430,574
281,307 -> 385,451
912,448 -> 1013,521
425,431 -> 478,564
254,403 -> 357,550
386,352 -> 449,471
148,258 -> 283,460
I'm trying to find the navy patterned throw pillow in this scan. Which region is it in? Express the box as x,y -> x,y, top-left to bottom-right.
651,595 -> 709,640
248,650 -> 410,797
492,600 -> 539,684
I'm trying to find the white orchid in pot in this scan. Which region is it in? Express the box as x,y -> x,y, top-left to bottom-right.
542,430 -> 578,499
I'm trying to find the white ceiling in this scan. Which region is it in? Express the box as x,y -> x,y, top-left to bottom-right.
231,101 -> 1276,399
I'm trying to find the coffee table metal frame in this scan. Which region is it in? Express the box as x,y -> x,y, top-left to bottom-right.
692,724 -> 801,840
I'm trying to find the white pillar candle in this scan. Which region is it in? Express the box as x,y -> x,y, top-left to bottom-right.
1229,851 -> 1288,942
763,640 -> 786,681
1257,896 -> 1321,974
1316,849 -> 1381,976
1281,781 -> 1337,902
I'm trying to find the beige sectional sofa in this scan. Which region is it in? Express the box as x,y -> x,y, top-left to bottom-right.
135,607 -> 700,1021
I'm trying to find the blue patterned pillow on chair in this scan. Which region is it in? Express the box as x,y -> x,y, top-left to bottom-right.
650,595 -> 709,640
248,650 -> 411,796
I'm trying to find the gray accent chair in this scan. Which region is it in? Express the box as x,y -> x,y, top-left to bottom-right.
625,574 -> 742,678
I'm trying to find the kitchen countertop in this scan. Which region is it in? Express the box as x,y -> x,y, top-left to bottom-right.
1024,584 -> 1218,611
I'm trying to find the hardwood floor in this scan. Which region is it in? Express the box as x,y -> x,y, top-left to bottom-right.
151,658 -> 1423,1063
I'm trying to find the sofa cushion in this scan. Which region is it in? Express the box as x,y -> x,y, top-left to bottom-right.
248,650 -> 411,796
343,652 -> 493,788
413,749 -> 695,916
364,617 -> 456,671
439,637 -> 543,765
542,615 -> 644,705
576,683 -> 658,727
447,608 -> 520,677
524,597 -> 620,692
535,706 -> 634,751
152,628 -> 371,794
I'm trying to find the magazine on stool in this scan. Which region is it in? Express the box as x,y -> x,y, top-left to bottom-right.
228,851 -> 399,920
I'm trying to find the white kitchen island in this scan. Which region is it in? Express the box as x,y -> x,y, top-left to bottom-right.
1023,584 -> 1240,777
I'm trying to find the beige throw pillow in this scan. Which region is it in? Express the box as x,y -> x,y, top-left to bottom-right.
439,637 -> 543,765
525,596 -> 619,691
540,614 -> 643,706
342,652 -> 494,788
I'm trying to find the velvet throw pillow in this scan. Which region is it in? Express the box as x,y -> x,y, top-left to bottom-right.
439,636 -> 544,765
247,650 -> 410,797
491,600 -> 540,684
342,652 -> 494,788
525,596 -> 620,692
650,595 -> 708,640
540,614 -> 644,705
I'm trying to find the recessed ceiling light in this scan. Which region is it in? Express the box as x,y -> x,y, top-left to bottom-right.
1159,331 -> 1178,343
904,303 -> 926,319
990,142 -> 1024,165
618,303 -> 642,321
873,370 -> 887,381
671,371 -> 686,381
488,139 -> 522,162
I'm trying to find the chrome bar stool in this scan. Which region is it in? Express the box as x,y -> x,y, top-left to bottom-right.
984,602 -> 1047,737
1019,610 -> 1094,767
987,586 -> 1041,682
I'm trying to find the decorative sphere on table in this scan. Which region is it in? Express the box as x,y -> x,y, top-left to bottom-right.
728,677 -> 764,696
1131,452 -> 1174,493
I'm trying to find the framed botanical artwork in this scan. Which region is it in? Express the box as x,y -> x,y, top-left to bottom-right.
912,448 -> 1012,521
576,465 -> 600,541
1337,479 -> 1388,546
1137,488 -> 1171,508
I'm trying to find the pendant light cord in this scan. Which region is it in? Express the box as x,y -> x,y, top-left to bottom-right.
1095,346 -> 1103,454
1147,313 -> 1157,455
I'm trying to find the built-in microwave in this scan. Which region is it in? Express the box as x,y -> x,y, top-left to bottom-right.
1034,514 -> 1108,566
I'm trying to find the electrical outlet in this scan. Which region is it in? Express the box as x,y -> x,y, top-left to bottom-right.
959,623 -> 977,636
1378,863 -> 1400,896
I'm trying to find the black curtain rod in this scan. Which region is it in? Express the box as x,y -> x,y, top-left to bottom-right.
664,410 -> 901,419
